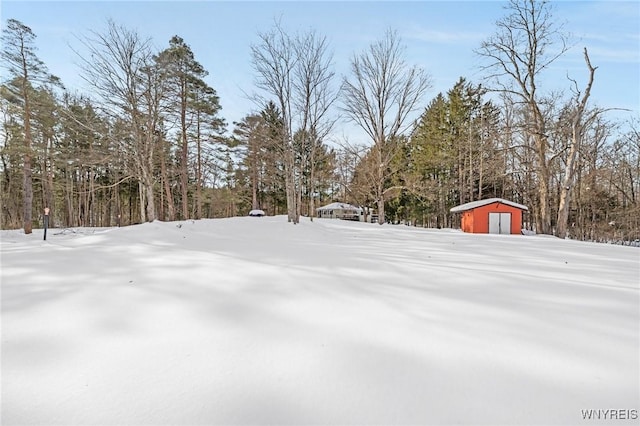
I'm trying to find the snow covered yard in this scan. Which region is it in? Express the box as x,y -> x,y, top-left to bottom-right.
1,216 -> 638,425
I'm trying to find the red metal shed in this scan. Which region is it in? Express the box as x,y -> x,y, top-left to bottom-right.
450,198 -> 528,235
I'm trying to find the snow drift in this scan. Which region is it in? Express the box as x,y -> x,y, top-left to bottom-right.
1,216 -> 638,425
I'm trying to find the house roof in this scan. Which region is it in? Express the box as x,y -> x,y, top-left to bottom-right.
316,202 -> 362,211
450,198 -> 528,213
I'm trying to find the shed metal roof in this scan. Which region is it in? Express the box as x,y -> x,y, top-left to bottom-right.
316,202 -> 362,211
450,198 -> 528,213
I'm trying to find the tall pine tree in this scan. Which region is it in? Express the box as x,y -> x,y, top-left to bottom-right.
1,19 -> 61,233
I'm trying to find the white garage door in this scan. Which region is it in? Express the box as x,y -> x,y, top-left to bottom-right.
489,212 -> 511,234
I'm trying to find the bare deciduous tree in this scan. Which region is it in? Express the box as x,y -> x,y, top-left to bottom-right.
341,29 -> 431,224
75,20 -> 161,222
476,0 -> 569,234
250,21 -> 298,223
251,21 -> 338,224
293,30 -> 338,221
556,48 -> 598,239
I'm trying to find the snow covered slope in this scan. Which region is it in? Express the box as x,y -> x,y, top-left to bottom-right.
2,217 -> 638,425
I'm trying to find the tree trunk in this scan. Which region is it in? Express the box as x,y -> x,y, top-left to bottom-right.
145,181 -> 156,222
557,132 -> 580,239
138,180 -> 146,223
143,152 -> 156,221
159,147 -> 175,221
556,48 -> 597,239
308,155 -> 316,222
180,85 -> 189,220
537,165 -> 551,234
377,194 -> 385,225
251,152 -> 259,210
42,132 -> 54,228
22,84 -> 33,234
284,137 -> 298,224
23,154 -> 33,233
296,177 -> 302,220
376,144 -> 385,225
196,111 -> 202,219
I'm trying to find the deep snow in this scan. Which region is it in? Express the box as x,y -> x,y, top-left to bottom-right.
1,216 -> 638,425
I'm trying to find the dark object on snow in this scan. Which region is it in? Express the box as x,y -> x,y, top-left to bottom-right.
249,209 -> 266,217
43,207 -> 50,240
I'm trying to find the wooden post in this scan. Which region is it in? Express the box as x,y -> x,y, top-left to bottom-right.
43,207 -> 50,240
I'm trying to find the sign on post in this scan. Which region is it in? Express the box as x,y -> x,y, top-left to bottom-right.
43,207 -> 50,241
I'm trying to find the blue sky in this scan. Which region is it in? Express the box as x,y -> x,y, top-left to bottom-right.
2,1 -> 639,141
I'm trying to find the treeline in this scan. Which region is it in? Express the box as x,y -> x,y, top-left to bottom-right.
1,0 -> 639,243
387,78 -> 639,243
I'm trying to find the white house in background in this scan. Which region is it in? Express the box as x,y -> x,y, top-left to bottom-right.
316,202 -> 374,222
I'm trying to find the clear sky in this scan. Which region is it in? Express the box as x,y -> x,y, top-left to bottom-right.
2,0 -> 639,141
